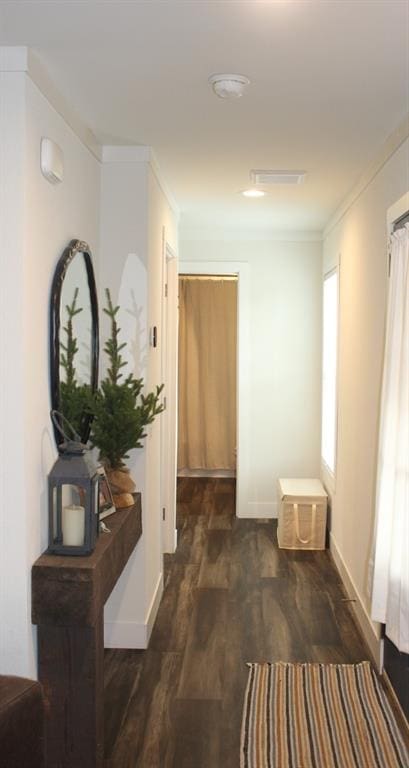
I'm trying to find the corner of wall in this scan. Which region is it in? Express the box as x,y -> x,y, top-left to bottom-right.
100,148 -> 178,648
104,571 -> 163,649
321,127 -> 409,676
0,57 -> 101,677
330,532 -> 382,667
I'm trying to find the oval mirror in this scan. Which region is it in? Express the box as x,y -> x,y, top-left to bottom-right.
50,239 -> 99,449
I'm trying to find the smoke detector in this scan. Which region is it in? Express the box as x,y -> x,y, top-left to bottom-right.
250,170 -> 306,185
209,73 -> 250,99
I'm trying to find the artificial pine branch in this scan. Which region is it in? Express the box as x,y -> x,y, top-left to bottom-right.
59,288 -> 90,437
103,289 -> 128,384
60,287 -> 82,387
89,289 -> 165,469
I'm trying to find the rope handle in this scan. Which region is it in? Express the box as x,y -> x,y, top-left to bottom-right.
294,502 -> 317,545
50,410 -> 81,444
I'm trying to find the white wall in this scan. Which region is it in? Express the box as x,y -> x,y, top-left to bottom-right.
0,54 -> 177,667
0,67 -> 29,677
323,136 -> 409,662
179,235 -> 323,517
101,150 -> 177,648
0,59 -> 100,677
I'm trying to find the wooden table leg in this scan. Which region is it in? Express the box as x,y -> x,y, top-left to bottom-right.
38,615 -> 104,768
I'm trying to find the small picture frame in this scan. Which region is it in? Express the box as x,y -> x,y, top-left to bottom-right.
97,466 -> 116,520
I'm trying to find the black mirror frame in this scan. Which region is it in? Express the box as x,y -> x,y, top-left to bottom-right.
50,238 -> 99,450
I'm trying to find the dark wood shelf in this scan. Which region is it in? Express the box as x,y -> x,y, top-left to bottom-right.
32,496 -> 142,627
31,495 -> 142,768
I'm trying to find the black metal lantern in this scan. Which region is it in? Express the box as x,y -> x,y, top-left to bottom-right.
48,412 -> 100,556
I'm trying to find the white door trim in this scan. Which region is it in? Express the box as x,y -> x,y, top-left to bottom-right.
179,260 -> 250,518
161,238 -> 178,553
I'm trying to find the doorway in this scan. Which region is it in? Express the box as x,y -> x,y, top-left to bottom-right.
178,274 -> 238,478
176,260 -> 250,519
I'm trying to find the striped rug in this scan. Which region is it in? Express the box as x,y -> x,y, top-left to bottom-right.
241,662 -> 409,768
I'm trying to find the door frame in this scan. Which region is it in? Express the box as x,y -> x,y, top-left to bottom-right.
161,238 -> 178,553
178,260 -> 250,518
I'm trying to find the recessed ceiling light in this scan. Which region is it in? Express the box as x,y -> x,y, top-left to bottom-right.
209,73 -> 250,99
242,188 -> 265,198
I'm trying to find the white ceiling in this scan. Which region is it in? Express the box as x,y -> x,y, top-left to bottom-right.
1,0 -> 408,231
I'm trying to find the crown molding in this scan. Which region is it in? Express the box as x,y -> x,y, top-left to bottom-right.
149,149 -> 180,222
179,226 -> 322,243
101,145 -> 180,220
27,50 -> 102,161
101,145 -> 151,163
0,46 -> 28,71
323,114 -> 409,239
0,47 -> 101,161
1,46 -> 180,219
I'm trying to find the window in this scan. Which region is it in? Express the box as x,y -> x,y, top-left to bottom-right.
321,269 -> 339,475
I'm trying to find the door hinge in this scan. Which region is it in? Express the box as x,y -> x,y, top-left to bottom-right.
165,283 -> 168,298
163,396 -> 167,409
162,507 -> 166,521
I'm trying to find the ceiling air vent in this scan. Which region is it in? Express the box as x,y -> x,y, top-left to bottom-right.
250,170 -> 306,185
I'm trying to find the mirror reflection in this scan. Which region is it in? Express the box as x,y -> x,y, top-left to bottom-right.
61,253 -> 92,384
50,239 -> 99,449
60,254 -> 92,437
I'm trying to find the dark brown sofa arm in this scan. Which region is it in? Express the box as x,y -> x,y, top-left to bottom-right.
0,675 -> 44,768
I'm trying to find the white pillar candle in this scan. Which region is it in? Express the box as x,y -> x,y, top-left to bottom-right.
62,504 -> 85,546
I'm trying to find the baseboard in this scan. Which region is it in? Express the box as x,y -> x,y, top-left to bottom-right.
104,618 -> 149,649
145,571 -> 164,645
243,501 -> 278,519
329,532 -> 381,668
104,572 -> 164,649
382,671 -> 409,734
162,522 -> 178,555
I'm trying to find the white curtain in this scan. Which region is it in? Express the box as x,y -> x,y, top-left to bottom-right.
371,224 -> 409,653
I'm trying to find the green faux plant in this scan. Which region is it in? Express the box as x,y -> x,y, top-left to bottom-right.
60,288 -> 90,437
89,289 -> 164,470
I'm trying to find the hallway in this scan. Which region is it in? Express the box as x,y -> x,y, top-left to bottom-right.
104,478 -> 371,767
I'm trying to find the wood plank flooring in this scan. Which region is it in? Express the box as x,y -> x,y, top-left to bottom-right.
104,477 -> 371,767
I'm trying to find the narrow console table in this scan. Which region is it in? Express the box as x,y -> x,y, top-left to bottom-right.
32,496 -> 142,768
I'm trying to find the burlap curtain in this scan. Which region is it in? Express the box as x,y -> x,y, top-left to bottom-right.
178,276 -> 237,470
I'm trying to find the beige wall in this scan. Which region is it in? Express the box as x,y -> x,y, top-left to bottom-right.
0,68 -> 101,677
323,136 -> 409,660
179,235 -> 323,518
101,152 -> 178,648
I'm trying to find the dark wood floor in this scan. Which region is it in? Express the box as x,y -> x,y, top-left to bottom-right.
104,477 -> 371,768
